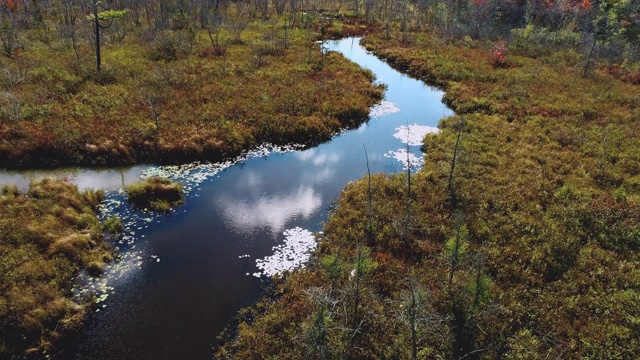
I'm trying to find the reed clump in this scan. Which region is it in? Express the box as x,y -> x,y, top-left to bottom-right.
125,177 -> 184,212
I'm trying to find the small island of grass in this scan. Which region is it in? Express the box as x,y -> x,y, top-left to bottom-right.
125,177 -> 184,213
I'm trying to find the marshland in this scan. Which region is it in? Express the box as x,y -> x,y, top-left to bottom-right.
1,0 -> 639,358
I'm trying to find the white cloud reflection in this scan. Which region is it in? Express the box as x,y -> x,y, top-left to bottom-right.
218,185 -> 322,236
296,149 -> 342,166
393,124 -> 440,146
369,100 -> 400,118
313,167 -> 336,183
243,171 -> 262,190
294,148 -> 341,184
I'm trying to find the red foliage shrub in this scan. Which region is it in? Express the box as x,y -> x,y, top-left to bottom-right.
607,65 -> 621,75
1,0 -> 18,11
625,71 -> 640,85
492,40 -> 508,68
580,0 -> 593,10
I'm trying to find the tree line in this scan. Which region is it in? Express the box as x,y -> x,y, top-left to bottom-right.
1,0 -> 638,71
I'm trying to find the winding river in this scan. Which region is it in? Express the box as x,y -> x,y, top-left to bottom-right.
0,37 -> 453,359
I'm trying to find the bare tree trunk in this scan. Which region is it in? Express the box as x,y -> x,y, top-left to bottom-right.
405,126 -> 412,240
363,144 -> 373,245
71,32 -> 81,71
353,245 -> 362,329
582,39 -> 595,78
448,213 -> 463,289
448,117 -> 464,210
408,271 -> 418,360
93,3 -> 101,71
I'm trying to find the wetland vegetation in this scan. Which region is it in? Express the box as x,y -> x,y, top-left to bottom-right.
0,179 -> 110,356
0,3 -> 383,356
214,1 -> 640,359
0,5 -> 383,169
1,0 -> 639,358
124,177 -> 184,212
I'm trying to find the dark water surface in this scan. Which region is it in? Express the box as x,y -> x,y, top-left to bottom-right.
0,38 -> 453,359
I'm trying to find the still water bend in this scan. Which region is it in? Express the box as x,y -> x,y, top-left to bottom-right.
1,37 -> 453,359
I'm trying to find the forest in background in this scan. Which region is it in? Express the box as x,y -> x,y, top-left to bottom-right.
1,0 -> 639,67
0,0 -> 639,358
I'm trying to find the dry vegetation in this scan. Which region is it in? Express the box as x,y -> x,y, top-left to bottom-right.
1,0 -> 639,357
0,179 -> 111,357
0,8 -> 383,357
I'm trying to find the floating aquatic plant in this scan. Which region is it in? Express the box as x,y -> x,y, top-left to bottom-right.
385,149 -> 423,171
384,124 -> 440,171
369,100 -> 400,118
140,143 -> 304,199
393,124 -> 440,146
254,227 -> 317,277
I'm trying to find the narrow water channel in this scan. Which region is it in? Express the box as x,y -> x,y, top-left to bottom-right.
1,37 -> 453,359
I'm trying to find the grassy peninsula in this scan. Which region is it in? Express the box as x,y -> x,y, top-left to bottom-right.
125,177 -> 184,212
215,24 -> 640,360
0,18 -> 383,168
0,179 -> 111,357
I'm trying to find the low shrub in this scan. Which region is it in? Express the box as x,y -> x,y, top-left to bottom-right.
511,24 -> 581,56
102,216 -> 124,237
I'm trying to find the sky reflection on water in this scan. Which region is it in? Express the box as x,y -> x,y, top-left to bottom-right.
218,183 -> 322,236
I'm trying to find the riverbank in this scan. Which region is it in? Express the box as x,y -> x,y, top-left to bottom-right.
0,179 -> 111,357
0,19 -> 383,169
216,32 -> 640,358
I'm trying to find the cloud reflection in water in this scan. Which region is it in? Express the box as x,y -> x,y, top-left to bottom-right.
218,185 -> 322,236
296,148 -> 342,166
217,148 -> 347,236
